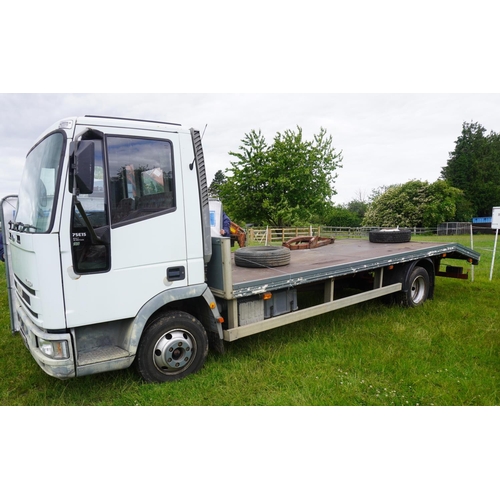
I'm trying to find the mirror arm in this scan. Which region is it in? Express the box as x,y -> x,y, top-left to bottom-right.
73,127 -> 91,144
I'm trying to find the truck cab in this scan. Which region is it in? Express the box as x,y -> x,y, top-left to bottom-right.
2,116 -> 222,382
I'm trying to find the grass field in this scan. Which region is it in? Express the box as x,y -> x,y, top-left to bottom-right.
0,234 -> 498,406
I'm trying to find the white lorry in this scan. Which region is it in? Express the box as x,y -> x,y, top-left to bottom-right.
0,116 -> 481,383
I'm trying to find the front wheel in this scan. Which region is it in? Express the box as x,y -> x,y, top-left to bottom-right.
135,311 -> 209,383
401,266 -> 430,307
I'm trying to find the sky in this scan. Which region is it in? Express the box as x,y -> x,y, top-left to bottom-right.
2,93 -> 500,207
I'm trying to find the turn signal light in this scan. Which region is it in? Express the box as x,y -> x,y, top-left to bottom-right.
37,338 -> 70,359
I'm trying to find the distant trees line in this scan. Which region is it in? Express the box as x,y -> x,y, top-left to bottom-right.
209,121 -> 500,228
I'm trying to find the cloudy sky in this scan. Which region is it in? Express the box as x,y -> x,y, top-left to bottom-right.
2,2 -> 498,210
1,93 -> 500,207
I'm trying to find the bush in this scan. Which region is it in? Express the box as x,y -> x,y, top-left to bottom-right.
324,206 -> 362,227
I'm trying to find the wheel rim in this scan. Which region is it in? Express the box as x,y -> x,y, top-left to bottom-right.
153,329 -> 195,373
411,276 -> 426,304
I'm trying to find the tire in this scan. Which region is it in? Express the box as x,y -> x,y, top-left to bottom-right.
135,311 -> 209,383
234,246 -> 291,268
401,266 -> 430,307
369,229 -> 412,243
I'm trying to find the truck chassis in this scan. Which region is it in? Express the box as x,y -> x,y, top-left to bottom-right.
207,237 -> 479,342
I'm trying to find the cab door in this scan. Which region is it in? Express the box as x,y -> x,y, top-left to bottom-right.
60,126 -> 188,328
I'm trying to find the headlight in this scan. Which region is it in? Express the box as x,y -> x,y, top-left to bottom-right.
38,338 -> 70,359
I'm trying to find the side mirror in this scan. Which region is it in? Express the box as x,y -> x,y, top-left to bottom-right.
73,141 -> 95,195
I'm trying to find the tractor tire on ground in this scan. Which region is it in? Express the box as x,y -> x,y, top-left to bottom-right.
369,229 -> 412,244
234,246 -> 291,268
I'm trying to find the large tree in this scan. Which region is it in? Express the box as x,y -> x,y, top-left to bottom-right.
362,180 -> 467,227
220,127 -> 342,226
441,121 -> 500,217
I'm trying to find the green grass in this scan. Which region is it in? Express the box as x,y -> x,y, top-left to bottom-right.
0,234 -> 498,406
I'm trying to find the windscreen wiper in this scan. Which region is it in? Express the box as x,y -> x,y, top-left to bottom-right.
74,199 -> 104,246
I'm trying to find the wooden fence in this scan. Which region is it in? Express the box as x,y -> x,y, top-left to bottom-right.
246,224 -> 473,245
247,226 -> 376,244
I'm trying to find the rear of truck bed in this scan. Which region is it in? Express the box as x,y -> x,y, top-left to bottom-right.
207,238 -> 480,341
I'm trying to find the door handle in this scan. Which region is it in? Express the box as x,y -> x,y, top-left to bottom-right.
167,266 -> 185,282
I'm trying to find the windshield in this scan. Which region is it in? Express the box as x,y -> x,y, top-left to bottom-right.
15,132 -> 65,233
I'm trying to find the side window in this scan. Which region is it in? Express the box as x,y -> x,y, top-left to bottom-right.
107,137 -> 175,226
74,141 -> 106,227
71,139 -> 110,274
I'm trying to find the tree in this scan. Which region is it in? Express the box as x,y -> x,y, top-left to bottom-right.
208,169 -> 227,199
324,205 -> 363,227
441,121 -> 500,217
344,189 -> 369,221
219,129 -> 271,225
362,180 -> 466,227
220,127 -> 342,226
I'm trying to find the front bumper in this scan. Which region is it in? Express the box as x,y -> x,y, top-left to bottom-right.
17,304 -> 76,379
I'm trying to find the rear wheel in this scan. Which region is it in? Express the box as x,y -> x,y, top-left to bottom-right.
136,311 -> 209,383
401,266 -> 430,307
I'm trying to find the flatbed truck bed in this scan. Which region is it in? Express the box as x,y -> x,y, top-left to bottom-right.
208,238 -> 480,341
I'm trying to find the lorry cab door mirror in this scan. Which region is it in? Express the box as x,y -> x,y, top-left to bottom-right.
73,140 -> 95,194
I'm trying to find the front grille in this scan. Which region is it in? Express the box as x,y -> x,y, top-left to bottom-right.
14,274 -> 36,296
14,275 -> 39,319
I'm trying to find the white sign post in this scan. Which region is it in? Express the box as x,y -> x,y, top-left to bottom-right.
470,222 -> 475,282
490,207 -> 500,281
